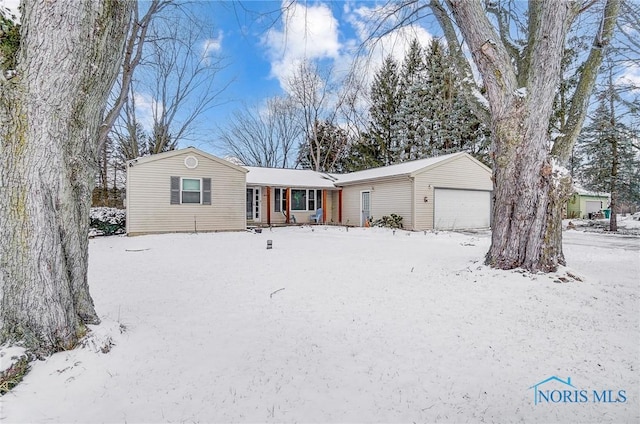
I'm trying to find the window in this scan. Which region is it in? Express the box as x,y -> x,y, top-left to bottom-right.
309,189 -> 322,211
274,188 -> 287,212
170,176 -> 211,205
291,189 -> 322,211
182,178 -> 201,204
291,189 -> 307,211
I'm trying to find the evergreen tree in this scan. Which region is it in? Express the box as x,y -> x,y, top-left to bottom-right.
367,55 -> 401,166
577,73 -> 640,229
393,38 -> 429,161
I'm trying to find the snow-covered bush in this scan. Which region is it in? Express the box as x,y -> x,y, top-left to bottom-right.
372,214 -> 404,229
90,207 -> 126,237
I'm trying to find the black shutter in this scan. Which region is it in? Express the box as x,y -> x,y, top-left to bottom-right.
202,178 -> 211,205
170,176 -> 180,204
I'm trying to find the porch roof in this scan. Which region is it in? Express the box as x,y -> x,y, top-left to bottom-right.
245,166 -> 338,189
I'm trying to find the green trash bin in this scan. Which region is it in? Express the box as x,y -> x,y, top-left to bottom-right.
603,209 -> 610,218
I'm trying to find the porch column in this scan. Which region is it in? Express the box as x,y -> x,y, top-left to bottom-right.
322,190 -> 327,223
266,186 -> 271,226
286,187 -> 291,224
338,189 -> 343,223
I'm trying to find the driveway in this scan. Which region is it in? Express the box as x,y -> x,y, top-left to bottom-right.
563,229 -> 640,252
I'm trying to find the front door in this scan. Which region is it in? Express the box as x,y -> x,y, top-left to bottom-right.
246,187 -> 261,222
360,191 -> 371,226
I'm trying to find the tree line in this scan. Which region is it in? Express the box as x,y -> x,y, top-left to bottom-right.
220,37 -> 491,173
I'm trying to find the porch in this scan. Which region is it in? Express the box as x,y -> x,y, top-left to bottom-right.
247,185 -> 342,226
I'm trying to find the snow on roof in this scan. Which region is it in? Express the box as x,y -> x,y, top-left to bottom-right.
334,152 -> 466,185
245,167 -> 337,188
573,185 -> 610,197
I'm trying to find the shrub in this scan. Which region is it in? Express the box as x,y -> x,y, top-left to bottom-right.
372,214 -> 403,229
0,355 -> 30,396
90,207 -> 126,236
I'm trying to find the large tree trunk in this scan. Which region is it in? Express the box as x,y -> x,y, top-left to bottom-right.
447,0 -> 575,272
445,0 -> 619,272
0,0 -> 131,356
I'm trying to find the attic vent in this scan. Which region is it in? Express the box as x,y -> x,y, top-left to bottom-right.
184,155 -> 198,169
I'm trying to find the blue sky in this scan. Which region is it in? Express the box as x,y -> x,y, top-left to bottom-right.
2,0 -> 638,157
177,1 -> 438,155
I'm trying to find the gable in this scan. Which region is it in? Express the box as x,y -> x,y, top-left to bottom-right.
129,147 -> 247,174
335,152 -> 491,186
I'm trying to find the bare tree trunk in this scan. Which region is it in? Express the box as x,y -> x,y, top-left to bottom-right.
444,0 -> 620,272
0,0 -> 131,355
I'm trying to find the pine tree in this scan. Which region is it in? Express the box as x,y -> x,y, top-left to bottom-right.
367,55 -> 401,166
577,69 -> 640,230
393,38 -> 429,161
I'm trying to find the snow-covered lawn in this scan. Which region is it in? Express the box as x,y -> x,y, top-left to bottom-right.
1,226 -> 638,423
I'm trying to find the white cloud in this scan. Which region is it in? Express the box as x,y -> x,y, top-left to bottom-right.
201,31 -> 223,60
342,3 -> 435,94
346,3 -> 433,68
616,62 -> 640,92
133,92 -> 161,133
262,1 -> 342,88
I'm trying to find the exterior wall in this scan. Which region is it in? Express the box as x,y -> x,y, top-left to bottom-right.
566,194 -> 581,218
567,194 -> 609,219
127,151 -> 246,235
413,155 -> 493,230
252,187 -> 337,225
340,177 -> 413,228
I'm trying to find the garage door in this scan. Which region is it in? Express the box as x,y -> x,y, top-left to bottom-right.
585,200 -> 602,213
434,189 -> 491,230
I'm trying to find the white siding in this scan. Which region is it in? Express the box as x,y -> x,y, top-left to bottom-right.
127,151 -> 246,235
413,155 -> 493,230
341,178 -> 413,228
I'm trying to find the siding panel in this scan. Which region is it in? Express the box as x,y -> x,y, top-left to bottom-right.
341,178 -> 413,228
127,151 -> 246,235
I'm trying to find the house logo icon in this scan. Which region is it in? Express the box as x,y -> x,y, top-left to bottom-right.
528,376 -> 576,405
529,376 -> 627,405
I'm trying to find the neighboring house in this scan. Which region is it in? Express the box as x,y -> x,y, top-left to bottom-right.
566,187 -> 610,219
245,167 -> 340,226
126,147 -> 247,235
334,152 -> 493,231
126,148 -> 493,235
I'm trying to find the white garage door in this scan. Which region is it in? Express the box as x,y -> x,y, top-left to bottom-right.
585,200 -> 602,213
434,189 -> 491,230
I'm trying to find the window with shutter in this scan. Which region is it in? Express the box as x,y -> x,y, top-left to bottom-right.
171,176 -> 211,205
202,178 -> 211,205
170,176 -> 180,204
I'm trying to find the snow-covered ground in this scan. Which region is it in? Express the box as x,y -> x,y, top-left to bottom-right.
564,213 -> 640,236
1,226 -> 638,423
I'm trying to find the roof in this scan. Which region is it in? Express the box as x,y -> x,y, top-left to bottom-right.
573,185 -> 610,198
245,166 -> 337,188
128,147 -> 248,173
334,152 -> 480,185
